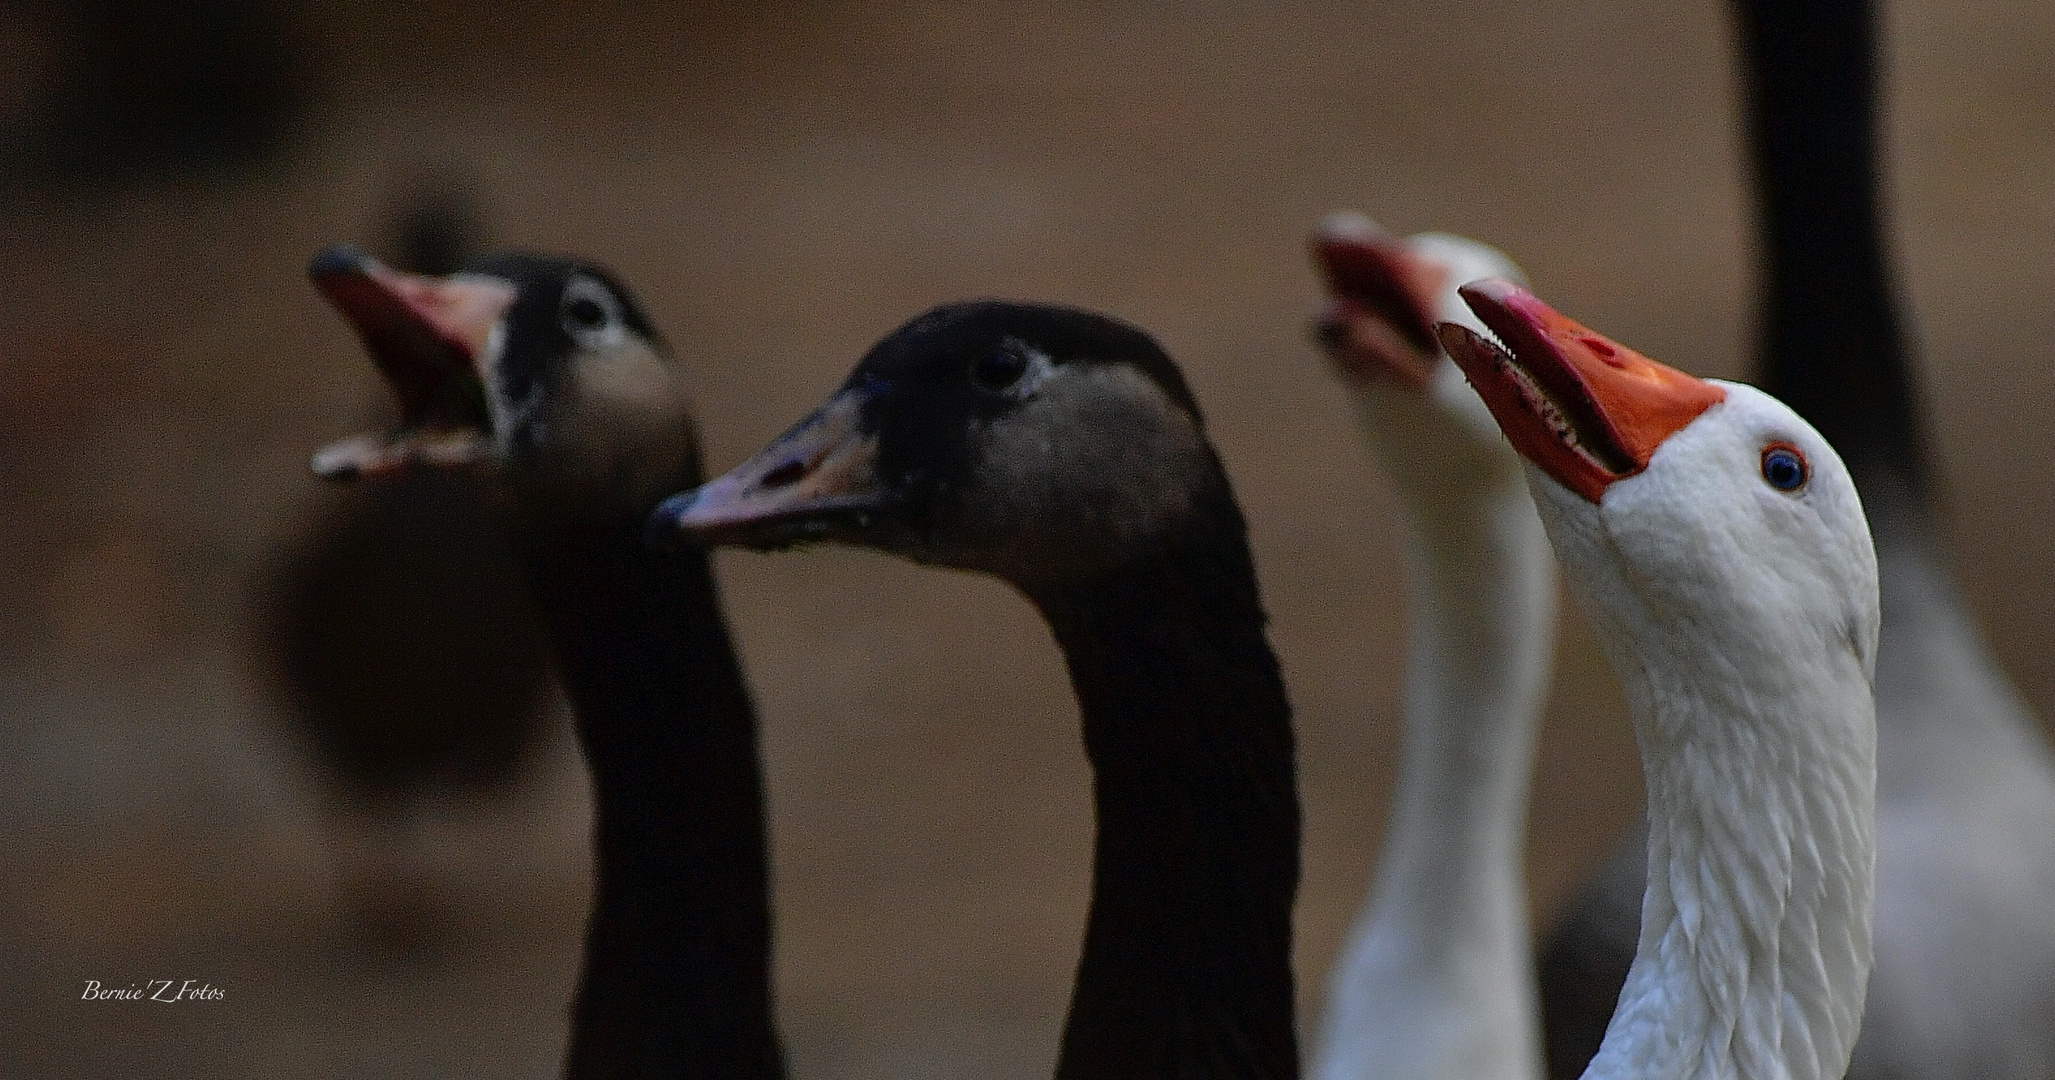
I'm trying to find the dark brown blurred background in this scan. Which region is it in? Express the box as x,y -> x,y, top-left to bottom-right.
3,1 -> 2052,1076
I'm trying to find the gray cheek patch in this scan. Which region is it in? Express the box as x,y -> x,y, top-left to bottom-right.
1000,341 -> 1056,399
966,364 -> 1212,563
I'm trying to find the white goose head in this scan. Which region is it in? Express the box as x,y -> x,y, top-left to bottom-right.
1312,214 -> 1525,472
1440,280 -> 1880,1080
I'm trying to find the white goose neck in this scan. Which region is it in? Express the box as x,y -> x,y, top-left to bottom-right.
1355,381 -> 1556,941
1531,397 -> 1879,1080
1314,375 -> 1556,1080
1583,649 -> 1875,1080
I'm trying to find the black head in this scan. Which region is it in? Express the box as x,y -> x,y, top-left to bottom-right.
309,245 -> 698,516
653,301 -> 1232,585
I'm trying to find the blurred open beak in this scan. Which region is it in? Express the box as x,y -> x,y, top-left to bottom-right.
648,382 -> 904,550
1309,213 -> 1445,389
1438,278 -> 1725,502
306,244 -> 516,480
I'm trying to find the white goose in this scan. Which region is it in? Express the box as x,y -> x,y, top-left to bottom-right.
1538,3 -> 2055,1075
1307,215 -> 1554,1080
1440,279 -> 1880,1080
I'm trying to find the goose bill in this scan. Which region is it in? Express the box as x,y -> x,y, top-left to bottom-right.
651,385 -> 901,550
1310,214 -> 1445,388
307,244 -> 514,479
1437,278 -> 1725,502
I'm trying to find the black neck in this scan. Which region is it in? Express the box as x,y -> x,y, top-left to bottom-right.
1029,497 -> 1300,1080
521,512 -> 782,1080
1737,0 -> 1930,507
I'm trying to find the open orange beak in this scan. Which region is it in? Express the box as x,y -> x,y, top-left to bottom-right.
307,244 -> 517,480
1437,279 -> 1725,502
1309,214 -> 1446,389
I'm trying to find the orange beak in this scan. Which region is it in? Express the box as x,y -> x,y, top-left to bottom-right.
1437,279 -> 1725,502
1308,214 -> 1446,389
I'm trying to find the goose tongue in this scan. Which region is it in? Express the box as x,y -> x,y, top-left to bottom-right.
306,244 -> 515,479
1309,213 -> 1445,389
1437,278 -> 1725,502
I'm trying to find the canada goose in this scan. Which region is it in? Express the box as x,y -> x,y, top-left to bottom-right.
1306,215 -> 1554,1080
1444,279 -> 1879,1080
1537,2 -> 2055,1076
653,301 -> 1300,1079
261,184 -> 555,949
308,246 -> 783,1079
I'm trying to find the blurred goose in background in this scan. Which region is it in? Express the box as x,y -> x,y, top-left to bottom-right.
1537,2 -> 2055,1076
309,248 -> 783,1079
655,302 -> 1301,1079
1305,216 -> 1553,1080
260,178 -> 558,949
1443,279 -> 1880,1080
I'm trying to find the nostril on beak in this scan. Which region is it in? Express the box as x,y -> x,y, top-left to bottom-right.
1580,336 -> 1626,367
761,460 -> 808,489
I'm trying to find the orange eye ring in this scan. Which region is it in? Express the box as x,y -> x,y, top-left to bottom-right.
1761,441 -> 1809,492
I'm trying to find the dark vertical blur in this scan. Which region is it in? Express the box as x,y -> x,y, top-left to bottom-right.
1737,0 -> 1931,495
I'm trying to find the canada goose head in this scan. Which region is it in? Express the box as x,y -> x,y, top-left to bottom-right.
308,245 -> 700,520
1439,277 -> 1879,711
651,301 -> 1229,588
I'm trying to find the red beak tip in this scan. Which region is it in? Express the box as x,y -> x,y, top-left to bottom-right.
1457,276 -> 1528,309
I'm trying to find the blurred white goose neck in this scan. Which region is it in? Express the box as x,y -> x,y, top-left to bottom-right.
1358,365 -> 1556,926
1311,224 -> 1557,1080
1315,361 -> 1556,1080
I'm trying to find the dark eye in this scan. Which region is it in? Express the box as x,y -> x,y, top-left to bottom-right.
971,349 -> 1028,391
1761,443 -> 1808,492
565,297 -> 607,329
559,276 -> 623,342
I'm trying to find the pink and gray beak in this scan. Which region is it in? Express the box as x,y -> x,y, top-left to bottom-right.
307,244 -> 517,480
649,382 -> 902,550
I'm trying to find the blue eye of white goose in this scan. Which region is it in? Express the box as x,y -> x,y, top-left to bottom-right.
1761,443 -> 1809,492
560,276 -> 624,347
